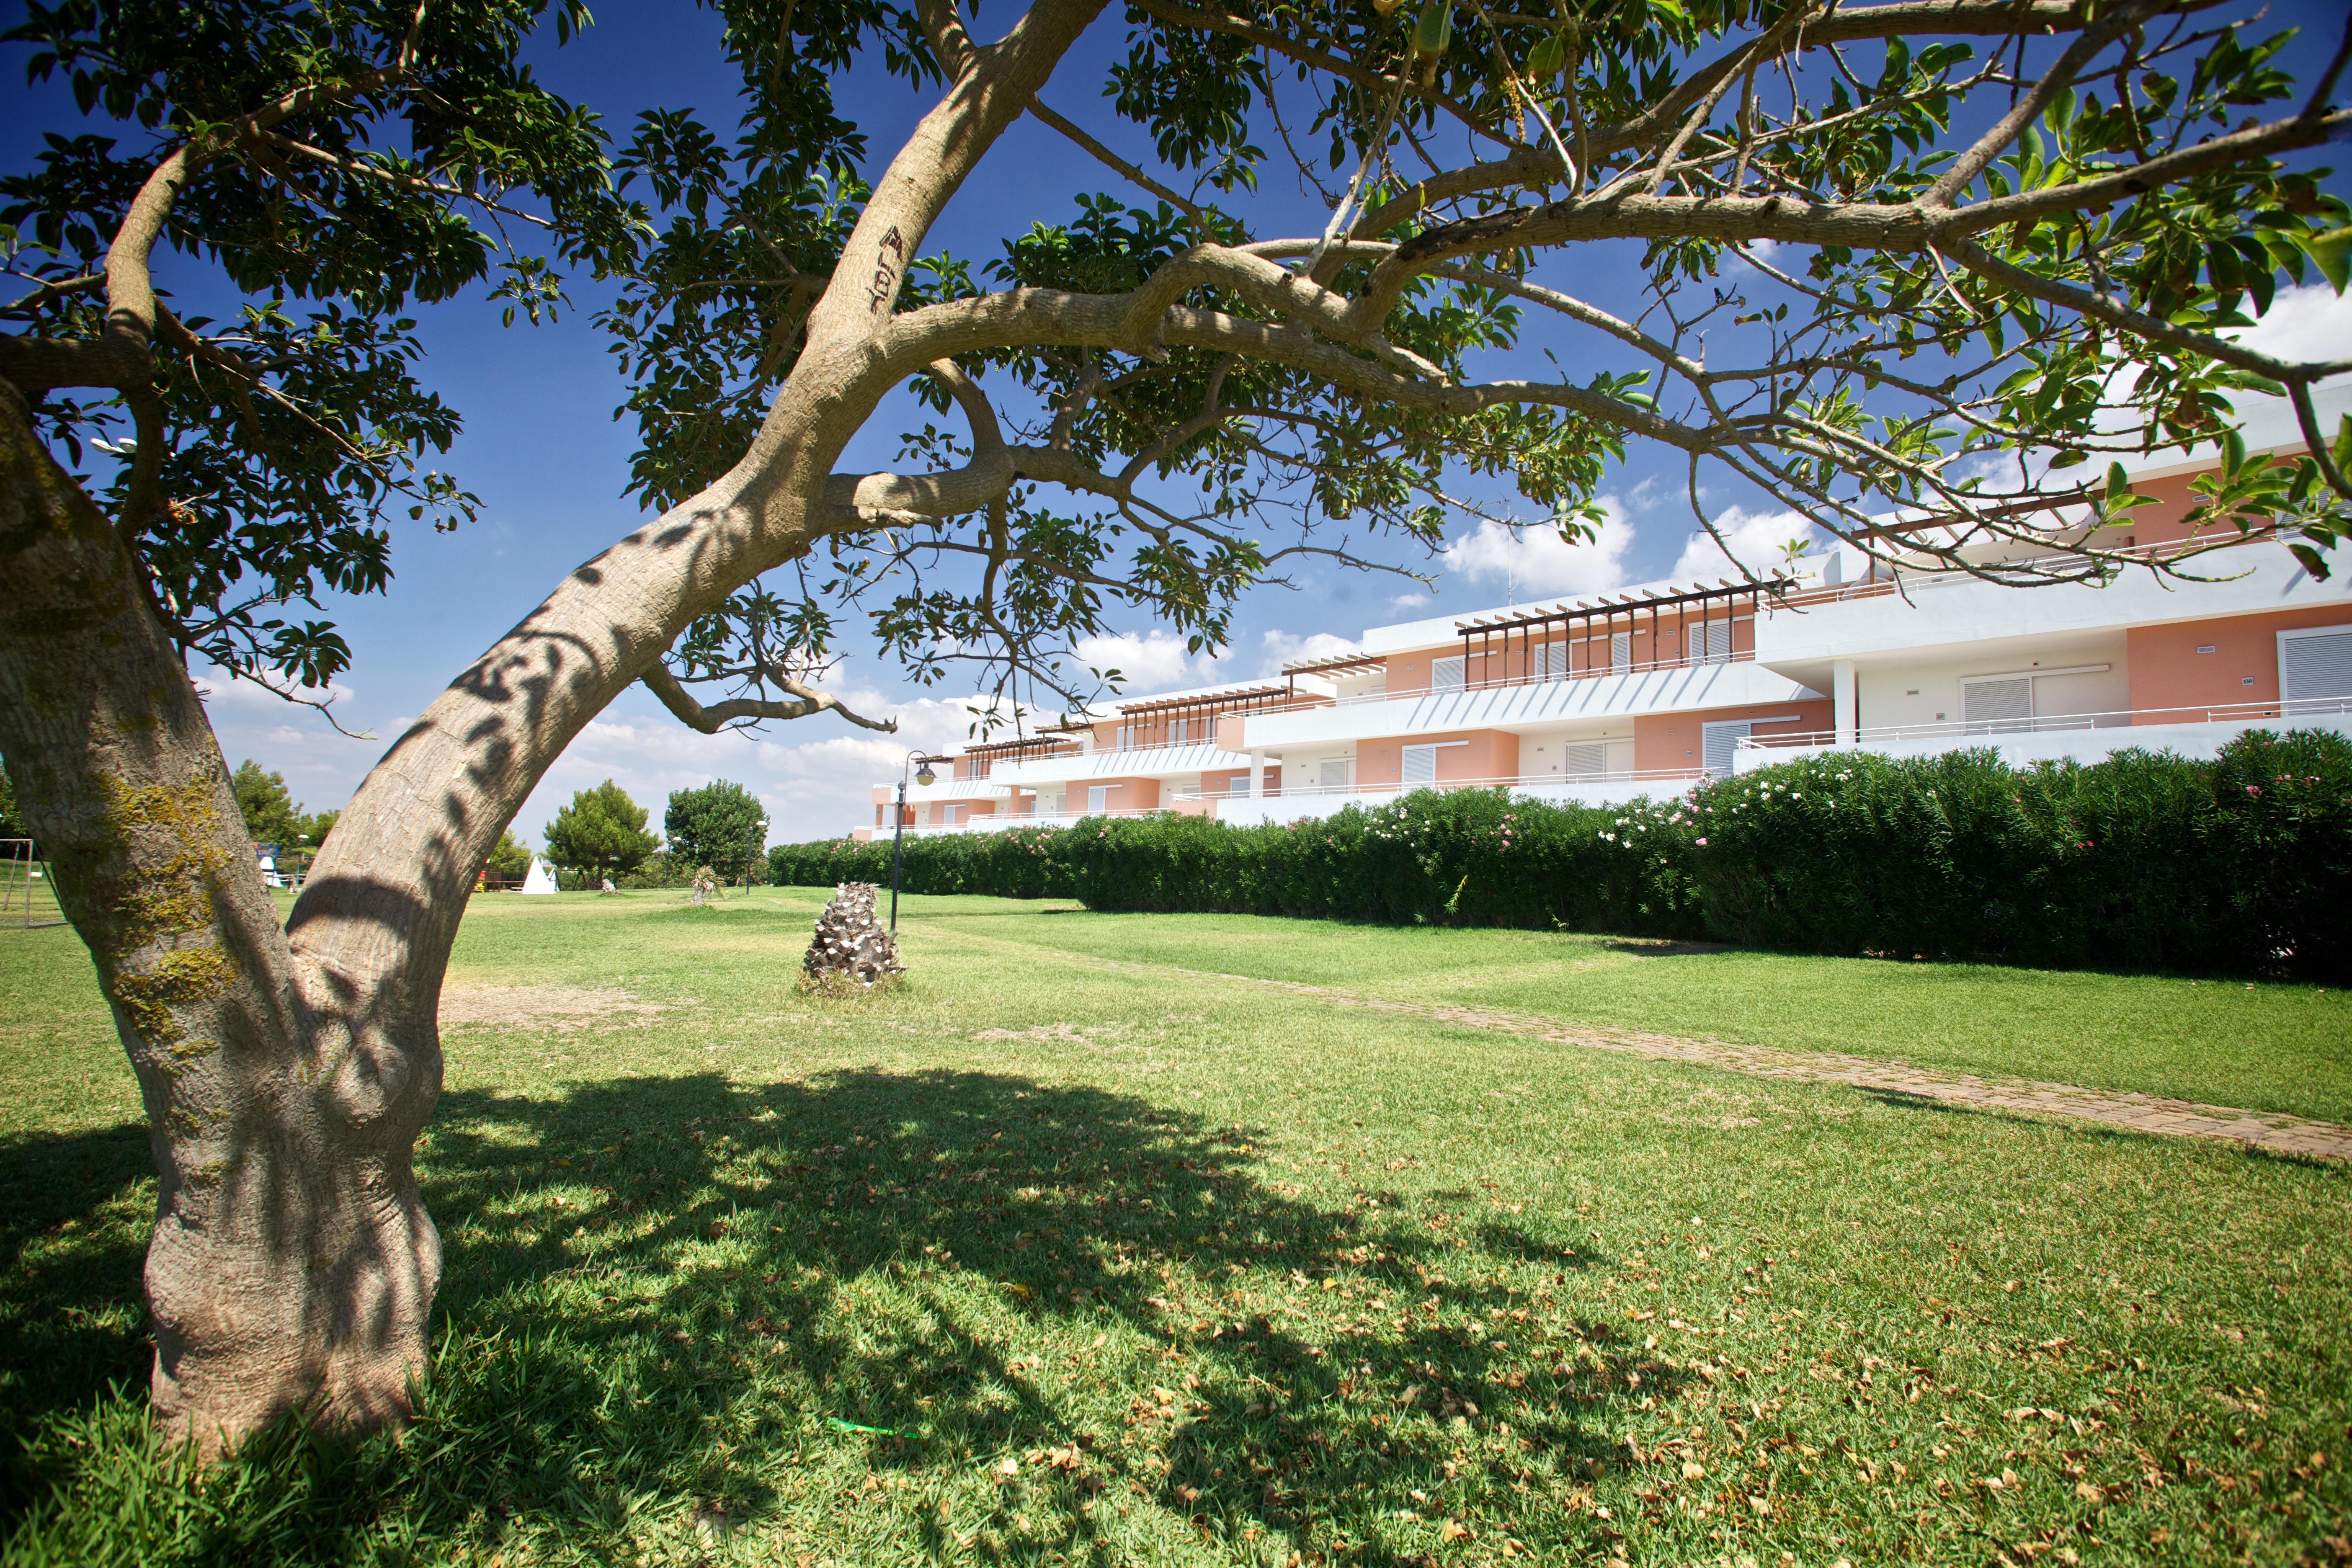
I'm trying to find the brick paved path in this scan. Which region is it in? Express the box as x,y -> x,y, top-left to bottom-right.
940,930 -> 2352,1162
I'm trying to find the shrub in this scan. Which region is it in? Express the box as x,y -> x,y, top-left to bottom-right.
770,730 -> 2352,980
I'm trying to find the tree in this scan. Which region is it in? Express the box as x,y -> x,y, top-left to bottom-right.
230,758 -> 301,845
483,829 -> 535,884
3,0 -> 2349,1456
665,781 -> 768,882
542,779 -> 660,879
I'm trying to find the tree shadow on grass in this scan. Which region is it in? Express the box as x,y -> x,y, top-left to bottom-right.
0,1120 -> 155,1455
4,1070 -> 1680,1565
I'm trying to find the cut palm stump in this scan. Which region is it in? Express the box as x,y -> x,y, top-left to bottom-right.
802,882 -> 902,988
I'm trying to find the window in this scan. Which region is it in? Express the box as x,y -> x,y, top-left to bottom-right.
1402,745 -> 1439,785
1229,774 -> 1253,796
1610,631 -> 1632,672
1320,758 -> 1352,791
1087,784 -> 1110,813
1701,720 -> 1751,775
2281,625 -> 2352,707
1958,664 -> 2111,732
1961,676 -> 2034,732
1430,655 -> 1466,691
1564,742 -> 1608,777
941,803 -> 962,826
1686,619 -> 1733,665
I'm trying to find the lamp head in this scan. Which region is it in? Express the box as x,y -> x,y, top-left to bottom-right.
915,764 -> 936,786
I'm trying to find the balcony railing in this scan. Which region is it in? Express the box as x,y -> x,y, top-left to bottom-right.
1735,695 -> 2352,753
1769,536 -> 2270,611
1270,651 -> 1758,716
1170,768 -> 1714,803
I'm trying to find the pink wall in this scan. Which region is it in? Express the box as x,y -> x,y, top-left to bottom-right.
1075,777 -> 1160,811
2127,605 -> 2352,720
1357,729 -> 1516,787
1635,700 -> 1832,772
1202,766 -> 1279,794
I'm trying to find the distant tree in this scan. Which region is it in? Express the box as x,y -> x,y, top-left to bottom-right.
483,830 -> 534,885
665,781 -> 767,882
543,780 -> 660,880
230,759 -> 304,847
0,760 -> 21,838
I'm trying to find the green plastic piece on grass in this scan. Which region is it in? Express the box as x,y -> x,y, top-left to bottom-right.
828,1418 -> 910,1437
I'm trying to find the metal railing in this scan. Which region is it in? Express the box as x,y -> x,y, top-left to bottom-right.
1768,536 -> 2266,611
1171,768 -> 1714,803
0,839 -> 66,930
1736,695 -> 2352,753
1266,651 -> 1757,714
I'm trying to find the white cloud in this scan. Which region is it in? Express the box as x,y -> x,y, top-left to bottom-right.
1671,505 -> 1816,581
1071,629 -> 1201,691
2233,282 -> 2352,371
1442,501 -> 1635,599
1387,592 -> 1431,609
1258,629 -> 1358,672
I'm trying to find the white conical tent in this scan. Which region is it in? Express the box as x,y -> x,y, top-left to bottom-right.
520,857 -> 558,895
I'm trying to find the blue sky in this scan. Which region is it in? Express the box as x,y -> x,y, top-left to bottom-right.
8,0 -> 2351,846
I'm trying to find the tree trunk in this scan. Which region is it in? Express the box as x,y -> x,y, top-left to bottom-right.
0,0 -> 1101,1456
0,385 -> 441,1457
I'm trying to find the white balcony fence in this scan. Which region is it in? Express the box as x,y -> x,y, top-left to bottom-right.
1170,768 -> 1713,803
1735,695 -> 2352,754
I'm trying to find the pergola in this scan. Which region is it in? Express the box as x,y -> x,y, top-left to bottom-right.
1280,650 -> 1387,678
1456,578 -> 1795,687
953,734 -> 1082,778
1110,681 -> 1299,746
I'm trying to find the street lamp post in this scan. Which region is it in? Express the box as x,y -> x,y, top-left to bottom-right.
890,752 -> 937,934
745,817 -> 769,897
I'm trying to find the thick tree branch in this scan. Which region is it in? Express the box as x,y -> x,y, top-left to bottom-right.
641,658 -> 897,733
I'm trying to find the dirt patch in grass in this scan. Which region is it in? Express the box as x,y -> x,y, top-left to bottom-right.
437,984 -> 676,1032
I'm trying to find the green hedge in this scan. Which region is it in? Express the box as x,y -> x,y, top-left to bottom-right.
771,729 -> 2352,980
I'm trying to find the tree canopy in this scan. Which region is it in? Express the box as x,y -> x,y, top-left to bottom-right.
665,780 -> 767,879
542,779 -> 661,877
229,758 -> 335,848
5,0 -> 2352,1456
484,829 -> 536,882
10,0 -> 2348,735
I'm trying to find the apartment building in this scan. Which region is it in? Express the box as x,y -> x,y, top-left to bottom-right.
859,388 -> 2352,839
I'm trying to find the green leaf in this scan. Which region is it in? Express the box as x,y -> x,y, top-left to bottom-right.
1413,0 -> 1454,58
2105,462 -> 2131,500
2048,449 -> 2088,469
2303,226 -> 2352,294
1527,32 -> 1564,77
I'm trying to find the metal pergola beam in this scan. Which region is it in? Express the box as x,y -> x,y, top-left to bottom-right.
1458,577 -> 1795,688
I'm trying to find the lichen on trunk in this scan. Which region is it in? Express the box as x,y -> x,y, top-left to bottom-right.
0,385 -> 441,1456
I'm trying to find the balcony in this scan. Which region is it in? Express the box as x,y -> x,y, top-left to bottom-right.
1240,657 -> 1821,748
1755,540 -> 2346,665
1733,695 -> 2352,771
988,739 -> 1260,786
1177,768 -> 1715,823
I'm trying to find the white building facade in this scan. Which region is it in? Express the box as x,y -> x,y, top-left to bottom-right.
858,393 -> 2352,839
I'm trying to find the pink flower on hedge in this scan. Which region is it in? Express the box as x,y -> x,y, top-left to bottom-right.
1695,837 -> 1709,846
2246,785 -> 2263,797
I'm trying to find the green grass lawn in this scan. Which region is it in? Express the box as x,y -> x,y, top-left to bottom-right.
2,888 -> 2347,1567
945,907 -> 2352,1127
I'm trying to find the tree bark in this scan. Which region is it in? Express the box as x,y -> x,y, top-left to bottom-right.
0,0 -> 1110,1455
0,385 -> 441,1457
